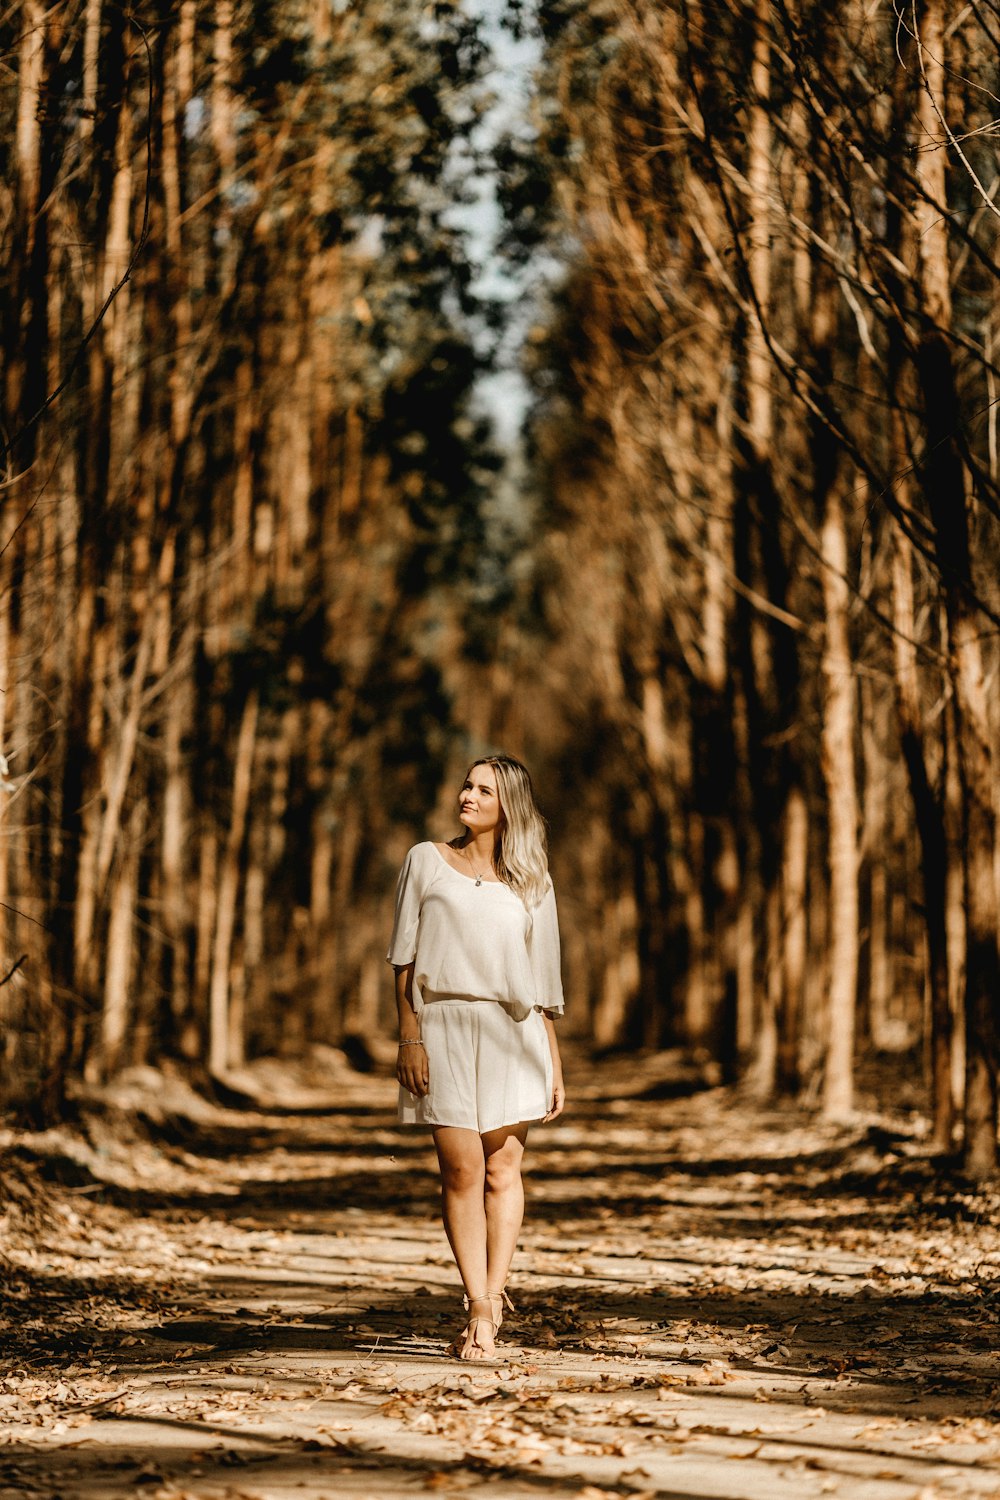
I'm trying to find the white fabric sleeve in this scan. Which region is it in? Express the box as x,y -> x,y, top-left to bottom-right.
528,880 -> 565,1014
386,846 -> 423,966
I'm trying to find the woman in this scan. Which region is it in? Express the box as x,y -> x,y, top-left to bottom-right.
387,753 -> 566,1361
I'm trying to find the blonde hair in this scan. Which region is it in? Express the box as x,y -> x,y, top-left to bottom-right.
460,754 -> 550,908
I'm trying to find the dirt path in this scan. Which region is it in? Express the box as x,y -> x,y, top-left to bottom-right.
3,1052 -> 1000,1500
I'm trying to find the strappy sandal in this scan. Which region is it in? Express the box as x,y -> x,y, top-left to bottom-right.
449,1293 -> 499,1362
487,1287 -> 515,1337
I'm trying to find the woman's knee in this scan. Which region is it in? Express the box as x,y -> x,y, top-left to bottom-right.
484,1148 -> 523,1195
439,1155 -> 485,1194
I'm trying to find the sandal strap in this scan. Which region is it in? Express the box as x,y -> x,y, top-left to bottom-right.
448,1312 -> 497,1359
487,1287 -> 515,1313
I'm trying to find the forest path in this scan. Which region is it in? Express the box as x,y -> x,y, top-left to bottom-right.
4,1052 -> 1000,1500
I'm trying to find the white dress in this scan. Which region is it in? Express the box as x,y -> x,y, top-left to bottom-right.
386,842 -> 565,1132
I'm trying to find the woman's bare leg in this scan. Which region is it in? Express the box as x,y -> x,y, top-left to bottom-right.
482,1124 -> 529,1303
433,1126 -> 488,1291
432,1126 -> 493,1356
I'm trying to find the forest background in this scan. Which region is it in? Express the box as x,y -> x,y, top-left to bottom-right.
1,0 -> 999,1176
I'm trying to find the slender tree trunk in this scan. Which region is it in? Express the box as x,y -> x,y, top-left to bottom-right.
943,697 -> 967,1115
731,681 -> 757,1062
229,357 -> 256,622
696,377 -> 740,1064
733,0 -> 787,1099
94,620 -> 153,904
891,525 -> 953,1148
243,812 -> 267,1029
863,699 -> 890,1049
100,802 -> 145,1079
743,884 -> 779,1100
104,84 -> 134,482
820,487 -> 859,1120
194,826 -> 219,1041
161,637 -> 196,1056
779,785 -> 808,1092
636,671 -> 680,1045
16,1 -> 44,238
949,603 -> 1000,1177
80,0 -> 102,144
682,811 -> 708,1045
209,691 -> 259,1075
745,0 -> 772,461
163,4 -> 195,451
211,0 -> 238,295
9,0 -> 48,441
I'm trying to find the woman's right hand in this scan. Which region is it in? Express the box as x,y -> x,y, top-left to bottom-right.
396,1041 -> 429,1097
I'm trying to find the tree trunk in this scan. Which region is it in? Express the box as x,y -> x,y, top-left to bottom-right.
100,802 -> 144,1079
161,643 -> 195,1056
943,697 -> 967,1118
949,599 -> 1000,1178
743,884 -> 779,1101
194,826 -> 219,1043
891,524 -> 953,1147
820,488 -> 859,1120
862,697 -> 890,1050
779,785 -> 808,1092
211,0 -> 237,294
732,0 -> 796,1099
209,692 -> 259,1075
80,0 -> 102,144
16,1 -> 44,238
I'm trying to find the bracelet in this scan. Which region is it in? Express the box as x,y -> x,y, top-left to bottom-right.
397,1038 -> 424,1046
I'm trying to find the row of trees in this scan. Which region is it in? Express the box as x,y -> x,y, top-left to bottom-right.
0,0 -> 500,1117
3,0 -> 1000,1181
498,0 -> 1000,1173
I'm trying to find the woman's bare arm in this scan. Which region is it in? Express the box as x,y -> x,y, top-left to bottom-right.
542,1013 -> 565,1121
394,963 -> 428,1097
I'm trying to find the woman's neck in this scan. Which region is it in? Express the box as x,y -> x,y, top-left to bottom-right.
464,830 -> 496,862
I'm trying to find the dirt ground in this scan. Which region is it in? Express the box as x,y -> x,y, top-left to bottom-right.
3,1049 -> 1000,1500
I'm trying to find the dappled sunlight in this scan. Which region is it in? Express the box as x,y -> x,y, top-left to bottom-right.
3,1055 -> 1000,1497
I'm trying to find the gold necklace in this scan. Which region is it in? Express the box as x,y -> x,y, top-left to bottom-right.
462,845 -> 490,886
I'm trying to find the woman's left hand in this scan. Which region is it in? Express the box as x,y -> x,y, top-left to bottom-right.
544,1076 -> 565,1122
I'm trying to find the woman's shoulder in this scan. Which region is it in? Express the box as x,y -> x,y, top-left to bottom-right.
403,840 -> 442,866
393,843 -> 441,890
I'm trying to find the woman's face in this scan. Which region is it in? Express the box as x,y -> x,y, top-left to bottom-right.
458,763 -> 503,838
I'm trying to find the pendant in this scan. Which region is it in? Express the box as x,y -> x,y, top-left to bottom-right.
475,875 -> 482,886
